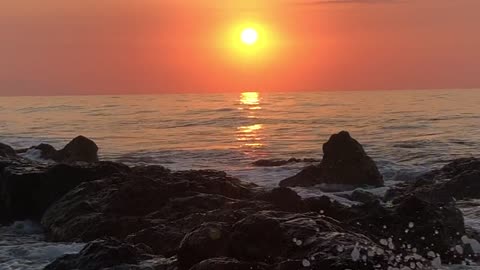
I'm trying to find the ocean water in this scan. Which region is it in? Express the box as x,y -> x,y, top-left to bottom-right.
1,89 -> 480,269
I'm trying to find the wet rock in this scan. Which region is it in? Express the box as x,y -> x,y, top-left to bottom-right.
0,143 -> 16,158
280,131 -> 383,188
343,195 -> 465,262
43,238 -> 162,270
386,158 -> 480,204
252,158 -> 320,167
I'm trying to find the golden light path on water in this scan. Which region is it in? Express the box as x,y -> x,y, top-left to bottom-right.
236,92 -> 264,150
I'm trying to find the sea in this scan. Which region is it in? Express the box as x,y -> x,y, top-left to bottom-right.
0,89 -> 479,269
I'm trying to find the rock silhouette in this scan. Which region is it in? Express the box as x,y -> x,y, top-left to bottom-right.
280,131 -> 383,188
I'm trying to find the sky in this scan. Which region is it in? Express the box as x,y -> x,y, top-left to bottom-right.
1,0 -> 480,95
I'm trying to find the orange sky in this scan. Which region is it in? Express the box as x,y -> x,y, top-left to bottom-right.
1,0 -> 480,95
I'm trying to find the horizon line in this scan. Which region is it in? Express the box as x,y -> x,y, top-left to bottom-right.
0,87 -> 479,98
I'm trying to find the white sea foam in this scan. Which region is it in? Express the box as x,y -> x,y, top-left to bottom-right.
0,221 -> 84,270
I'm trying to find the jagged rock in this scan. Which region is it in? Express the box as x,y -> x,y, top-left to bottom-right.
0,143 -> 16,158
280,131 -> 383,189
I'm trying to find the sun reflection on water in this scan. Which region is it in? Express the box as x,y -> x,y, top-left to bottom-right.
237,92 -> 264,150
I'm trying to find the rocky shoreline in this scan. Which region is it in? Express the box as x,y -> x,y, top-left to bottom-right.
1,132 -> 480,269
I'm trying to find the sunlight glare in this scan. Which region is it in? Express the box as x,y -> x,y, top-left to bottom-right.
241,28 -> 258,45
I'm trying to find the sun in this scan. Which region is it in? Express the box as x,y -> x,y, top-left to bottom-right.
241,28 -> 259,46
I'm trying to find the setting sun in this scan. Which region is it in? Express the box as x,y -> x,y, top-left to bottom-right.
241,28 -> 258,45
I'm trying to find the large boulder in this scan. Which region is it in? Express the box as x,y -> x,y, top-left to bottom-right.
280,131 -> 383,188
41,169 -> 258,242
0,143 -> 16,158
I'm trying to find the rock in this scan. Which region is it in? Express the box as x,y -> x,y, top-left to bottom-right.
178,222 -> 231,269
256,187 -> 305,212
41,169 -> 258,242
385,158 -> 480,204
303,195 -> 349,219
56,136 -> 99,163
32,143 -> 58,160
350,189 -> 380,204
43,238 -> 164,270
190,257 -> 269,270
0,160 -> 129,222
28,136 -> 99,163
252,158 -> 320,167
343,195 -> 466,262
0,143 -> 16,158
126,225 -> 185,256
280,131 -> 383,188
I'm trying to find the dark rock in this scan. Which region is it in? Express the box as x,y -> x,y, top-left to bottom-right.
0,160 -> 130,222
126,225 -> 185,256
386,158 -> 480,204
178,222 -> 231,269
303,195 -> 348,219
190,257 -> 269,270
26,136 -> 99,163
280,131 -> 383,188
349,189 -> 380,204
343,195 -> 465,262
43,238 -> 162,270
56,135 -> 99,163
257,187 -> 305,212
252,158 -> 320,167
41,169 -> 258,242
0,143 -> 16,158
32,143 -> 58,160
